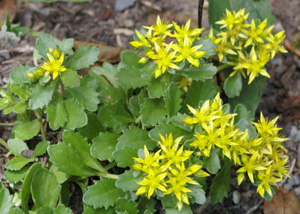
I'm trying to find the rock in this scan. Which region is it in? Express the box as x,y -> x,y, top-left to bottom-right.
288,175 -> 300,186
233,190 -> 241,204
295,187 -> 300,195
283,183 -> 292,191
115,0 -> 137,12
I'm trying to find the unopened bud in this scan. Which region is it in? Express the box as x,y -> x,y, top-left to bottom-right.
26,72 -> 35,79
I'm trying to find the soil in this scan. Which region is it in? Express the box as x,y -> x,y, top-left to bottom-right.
1,0 -> 300,213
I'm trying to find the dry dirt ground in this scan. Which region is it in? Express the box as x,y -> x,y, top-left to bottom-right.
1,0 -> 300,213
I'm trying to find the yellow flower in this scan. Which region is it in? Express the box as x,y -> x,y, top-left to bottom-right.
129,29 -> 152,49
265,31 -> 287,58
172,19 -> 203,40
215,8 -> 249,30
41,52 -> 67,79
144,15 -> 172,36
147,42 -> 180,78
172,35 -> 205,67
176,77 -> 192,92
242,19 -> 267,47
132,145 -> 161,173
257,166 -> 281,197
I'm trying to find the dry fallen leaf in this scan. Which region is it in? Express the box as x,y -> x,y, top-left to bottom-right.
0,0 -> 17,25
264,187 -> 300,214
284,39 -> 300,57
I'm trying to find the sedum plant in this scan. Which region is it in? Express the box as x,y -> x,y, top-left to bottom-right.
0,2 -> 289,214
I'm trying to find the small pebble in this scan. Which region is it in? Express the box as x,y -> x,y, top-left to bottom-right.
283,183 -> 292,191
294,187 -> 300,195
233,190 -> 241,204
288,175 -> 300,186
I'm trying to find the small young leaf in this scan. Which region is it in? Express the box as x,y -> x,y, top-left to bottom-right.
141,98 -> 167,127
188,185 -> 206,205
91,132 -> 119,161
209,161 -> 232,204
4,167 -> 29,183
116,170 -> 143,192
91,62 -> 118,87
224,73 -> 242,98
0,181 -> 13,214
161,195 -> 192,214
170,113 -> 193,132
83,179 -> 125,209
236,119 -> 257,139
66,44 -> 99,70
64,99 -> 88,130
113,146 -> 138,168
33,141 -> 50,158
5,157 -> 33,171
147,73 -> 172,98
53,204 -> 73,214
14,119 -> 40,140
128,95 -> 140,117
78,112 -> 105,140
45,97 -> 68,131
9,65 -> 33,85
8,207 -> 25,214
234,103 -> 252,123
7,139 -> 28,156
60,69 -> 80,88
165,82 -> 182,117
149,123 -> 191,142
13,102 -> 28,114
115,198 -> 138,214
203,149 -> 221,174
31,168 -> 61,209
179,63 -> 217,81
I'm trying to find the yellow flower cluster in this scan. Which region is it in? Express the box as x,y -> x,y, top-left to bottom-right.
130,16 -> 206,78
132,134 -> 209,211
184,93 -> 289,197
209,9 -> 287,84
26,48 -> 67,80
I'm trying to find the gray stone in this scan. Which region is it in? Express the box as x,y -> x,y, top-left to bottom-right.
233,190 -> 241,204
288,175 -> 300,186
283,183 -> 292,190
115,0 -> 137,12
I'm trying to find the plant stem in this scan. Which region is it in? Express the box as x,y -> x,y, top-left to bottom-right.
0,138 -> 9,150
59,78 -> 64,97
217,63 -> 232,72
135,115 -> 142,124
97,172 -> 119,180
104,161 -> 117,171
34,110 -> 47,141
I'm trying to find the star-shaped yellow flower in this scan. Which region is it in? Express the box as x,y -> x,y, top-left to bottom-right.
41,52 -> 67,79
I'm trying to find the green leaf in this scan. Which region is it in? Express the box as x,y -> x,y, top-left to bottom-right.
60,69 -> 80,88
170,113 -> 193,132
36,33 -> 74,59
4,166 -> 29,183
21,163 -> 43,214
83,206 -> 114,214
128,95 -> 140,117
194,38 -> 216,58
149,123 -> 191,142
68,86 -> 100,112
31,168 -> 61,209
5,157 -> 33,171
14,119 -> 40,140
98,102 -> 134,129
116,126 -> 156,150
228,76 -> 265,118
182,79 -> 220,113
208,0 -> 276,30
13,102 -> 28,114
64,99 -> 88,130
78,112 -> 105,140
83,179 -> 125,209
0,182 -> 13,214
33,141 -> 50,158
53,204 -> 73,214
10,84 -> 31,101
137,197 -> 157,214
99,86 -> 125,105
203,149 -> 221,174
113,146 -> 137,168
7,139 -> 28,156
161,195 -> 192,214
224,73 -> 242,98
29,81 -> 57,110
45,97 -> 68,130
116,170 -> 143,192
234,103 -> 252,123
188,185 -> 206,205
91,62 -> 118,87
236,119 -> 257,139
209,161 -> 232,204
9,65 -> 33,85
66,44 -> 99,70
91,132 -> 119,161
36,207 -> 52,214
179,63 -> 217,81
49,165 -> 70,184
8,208 -> 25,214
115,198 -> 138,214
165,82 -> 182,117
141,98 -> 167,126
81,70 -> 110,91
147,73 -> 172,98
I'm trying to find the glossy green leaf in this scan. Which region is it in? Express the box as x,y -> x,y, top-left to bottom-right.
53,204 -> 73,214
113,146 -> 137,168
60,69 -> 80,88
161,195 -> 192,214
137,197 -> 157,214
194,38 -> 216,58
165,82 -> 182,117
116,170 -> 143,192
83,179 -> 125,209
14,119 -> 40,140
116,126 -> 156,150
64,99 -> 88,130
91,62 -> 118,87
4,167 -> 29,183
29,80 -> 57,110
188,185 -> 206,205
0,182 -> 13,214
147,73 -> 172,98
7,139 -> 28,156
45,97 -> 68,130
31,168 -> 61,208
224,73 -> 242,98
91,132 -> 119,161
115,198 -> 138,214
33,141 -> 50,158
209,161 -> 232,204
49,165 -> 70,184
5,157 -> 33,171
203,149 -> 221,174
141,98 -> 167,126
149,123 -> 191,142
8,208 -> 25,214
9,65 -> 32,85
78,112 -> 105,140
66,44 -> 99,70
234,103 -> 252,123
83,206 -> 114,214
179,63 -> 217,81
99,86 -> 125,105
170,113 -> 193,132
21,163 -> 43,214
68,86 -> 100,112
236,118 -> 257,139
